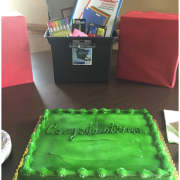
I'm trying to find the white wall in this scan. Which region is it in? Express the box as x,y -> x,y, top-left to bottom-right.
8,0 -> 178,25
8,0 -> 49,24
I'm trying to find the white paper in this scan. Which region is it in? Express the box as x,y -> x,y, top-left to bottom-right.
164,110 -> 179,144
72,0 -> 90,20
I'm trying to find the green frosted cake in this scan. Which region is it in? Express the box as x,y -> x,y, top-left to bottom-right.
14,108 -> 176,180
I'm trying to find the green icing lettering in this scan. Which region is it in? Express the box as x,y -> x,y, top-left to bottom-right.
55,129 -> 62,135
78,129 -> 85,134
70,128 -> 79,141
67,129 -> 72,134
47,123 -> 57,135
98,122 -> 103,133
119,127 -> 125,132
114,125 -> 119,133
85,128 -> 89,134
109,123 -> 115,133
104,128 -> 109,133
116,126 -> 120,132
46,122 -> 145,140
88,123 -> 93,134
63,129 -> 67,134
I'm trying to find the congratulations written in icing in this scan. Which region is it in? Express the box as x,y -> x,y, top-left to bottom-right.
46,123 -> 146,141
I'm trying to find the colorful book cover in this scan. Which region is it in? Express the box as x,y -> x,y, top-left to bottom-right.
82,8 -> 107,30
89,6 -> 111,26
70,0 -> 123,37
88,7 -> 109,26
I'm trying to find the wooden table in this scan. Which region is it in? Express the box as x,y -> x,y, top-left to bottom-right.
2,50 -> 178,180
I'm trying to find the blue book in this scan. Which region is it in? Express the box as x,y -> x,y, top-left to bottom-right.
82,8 -> 106,30
87,8 -> 108,26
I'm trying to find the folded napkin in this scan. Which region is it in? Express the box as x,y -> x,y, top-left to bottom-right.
164,110 -> 179,144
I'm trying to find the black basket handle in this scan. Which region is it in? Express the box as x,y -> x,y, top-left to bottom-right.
69,37 -> 96,48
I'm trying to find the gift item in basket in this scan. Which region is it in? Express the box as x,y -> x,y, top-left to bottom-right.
76,48 -> 90,60
72,19 -> 86,33
47,18 -> 71,37
117,11 -> 178,88
83,8 -> 107,31
96,28 -> 105,37
71,0 -> 123,37
47,22 -> 53,34
89,26 -> 97,36
89,6 -> 111,26
87,23 -> 107,37
72,28 -> 88,37
50,21 -> 56,31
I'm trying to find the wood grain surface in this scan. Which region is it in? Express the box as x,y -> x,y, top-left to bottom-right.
27,23 -> 47,34
2,50 -> 178,180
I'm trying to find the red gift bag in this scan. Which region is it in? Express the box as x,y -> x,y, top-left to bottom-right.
2,12 -> 33,88
116,11 -> 178,88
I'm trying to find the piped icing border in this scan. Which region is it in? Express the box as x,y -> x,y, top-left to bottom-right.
13,108 -> 178,179
12,117 -> 42,180
153,119 -> 179,180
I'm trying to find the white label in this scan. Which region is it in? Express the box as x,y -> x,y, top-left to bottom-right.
72,48 -> 92,65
